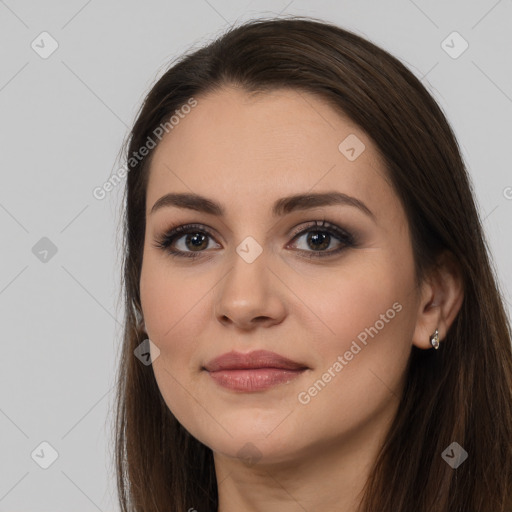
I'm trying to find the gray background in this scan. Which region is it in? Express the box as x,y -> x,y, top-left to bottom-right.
1,0 -> 511,510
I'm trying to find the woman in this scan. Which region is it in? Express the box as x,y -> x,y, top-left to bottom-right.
113,16 -> 512,511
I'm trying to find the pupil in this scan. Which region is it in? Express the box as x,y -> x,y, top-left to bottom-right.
186,233 -> 207,250
308,231 -> 329,250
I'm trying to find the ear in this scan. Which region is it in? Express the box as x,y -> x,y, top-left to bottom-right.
412,250 -> 464,350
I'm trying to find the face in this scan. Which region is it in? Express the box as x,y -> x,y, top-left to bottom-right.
140,86 -> 422,466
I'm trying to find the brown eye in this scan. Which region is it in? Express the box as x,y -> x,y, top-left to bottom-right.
288,220 -> 355,258
153,224 -> 220,259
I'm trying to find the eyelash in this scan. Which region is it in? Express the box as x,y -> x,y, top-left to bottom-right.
152,220 -> 356,260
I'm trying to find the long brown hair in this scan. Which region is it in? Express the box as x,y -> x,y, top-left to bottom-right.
113,16 -> 512,511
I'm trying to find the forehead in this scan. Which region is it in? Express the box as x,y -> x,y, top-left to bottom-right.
146,86 -> 395,220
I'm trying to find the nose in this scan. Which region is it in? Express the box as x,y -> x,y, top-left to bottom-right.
214,249 -> 287,330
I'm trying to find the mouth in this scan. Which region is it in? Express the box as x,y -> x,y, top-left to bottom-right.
202,350 -> 309,392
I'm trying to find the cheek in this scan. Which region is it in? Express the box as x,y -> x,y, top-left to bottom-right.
140,257 -> 214,427
307,256 -> 410,347
140,252 -> 210,342
139,252 -> 227,377
299,255 -> 416,405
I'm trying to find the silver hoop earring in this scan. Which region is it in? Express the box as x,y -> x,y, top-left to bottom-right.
430,328 -> 440,350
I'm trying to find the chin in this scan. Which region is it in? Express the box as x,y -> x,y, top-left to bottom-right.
189,415 -> 308,465
209,435 -> 301,466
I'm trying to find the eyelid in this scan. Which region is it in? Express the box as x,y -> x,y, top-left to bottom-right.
152,222 -> 220,250
288,219 -> 354,241
153,219 -> 357,259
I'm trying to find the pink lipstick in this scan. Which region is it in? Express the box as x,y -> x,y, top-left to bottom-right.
203,350 -> 308,392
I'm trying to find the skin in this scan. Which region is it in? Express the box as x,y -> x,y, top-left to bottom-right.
139,85 -> 464,512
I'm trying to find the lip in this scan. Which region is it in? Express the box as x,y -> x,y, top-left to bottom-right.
203,349 -> 308,372
203,350 -> 309,392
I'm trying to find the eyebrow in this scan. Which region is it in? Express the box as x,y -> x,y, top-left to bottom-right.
149,191 -> 375,220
